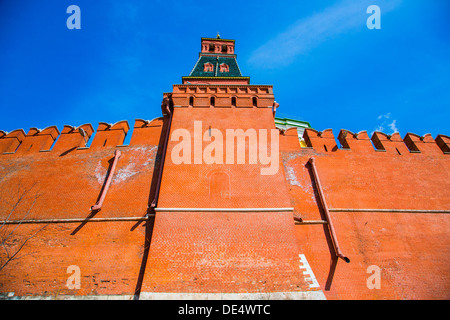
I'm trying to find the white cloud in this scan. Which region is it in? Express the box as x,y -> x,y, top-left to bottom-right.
377,112 -> 390,120
371,125 -> 384,136
248,0 -> 402,68
388,120 -> 398,133
374,125 -> 384,132
373,114 -> 398,135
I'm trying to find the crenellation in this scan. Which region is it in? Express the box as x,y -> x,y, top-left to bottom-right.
403,132 -> 421,153
435,134 -> 450,153
371,132 -> 410,155
130,118 -> 164,145
14,126 -> 60,154
416,133 -> 443,155
421,133 -> 435,143
0,129 -> 26,153
2,120 -> 447,159
403,132 -> 444,155
337,129 -> 375,151
52,124 -> 94,153
90,121 -> 130,148
39,126 -> 60,140
279,127 -> 302,151
303,128 -> 337,153
301,128 -> 449,156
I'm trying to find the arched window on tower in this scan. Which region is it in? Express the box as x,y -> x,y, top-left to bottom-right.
231,97 -> 236,107
219,63 -> 229,73
252,97 -> 258,107
204,63 -> 214,72
210,96 -> 215,107
189,96 -> 194,107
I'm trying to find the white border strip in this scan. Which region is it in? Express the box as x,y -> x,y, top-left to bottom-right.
140,291 -> 326,300
2,291 -> 326,300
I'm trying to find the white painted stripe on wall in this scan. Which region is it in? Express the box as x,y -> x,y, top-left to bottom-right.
299,254 -> 320,289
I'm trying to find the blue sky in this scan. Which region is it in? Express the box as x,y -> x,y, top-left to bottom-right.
0,0 -> 449,145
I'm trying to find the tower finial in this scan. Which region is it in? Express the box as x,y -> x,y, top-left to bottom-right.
216,32 -> 221,39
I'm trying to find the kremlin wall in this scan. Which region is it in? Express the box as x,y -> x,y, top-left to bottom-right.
0,36 -> 449,300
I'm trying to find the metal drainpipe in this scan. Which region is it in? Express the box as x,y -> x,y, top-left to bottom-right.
150,96 -> 173,210
272,101 -> 279,118
1,216 -> 155,225
90,149 -> 122,211
308,157 -> 350,263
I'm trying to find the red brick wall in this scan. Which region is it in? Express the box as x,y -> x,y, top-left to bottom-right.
0,222 -> 146,297
141,211 -> 312,293
158,106 -> 291,209
140,103 -> 312,294
0,119 -> 163,297
280,128 -> 450,299
1,103 -> 449,299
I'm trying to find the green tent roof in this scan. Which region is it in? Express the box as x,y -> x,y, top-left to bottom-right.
189,55 -> 242,78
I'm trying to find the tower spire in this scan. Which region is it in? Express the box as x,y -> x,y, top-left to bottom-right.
183,36 -> 249,85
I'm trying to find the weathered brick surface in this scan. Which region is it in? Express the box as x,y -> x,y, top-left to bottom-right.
158,106 -> 292,209
0,222 -> 146,297
0,144 -> 158,220
1,36 -> 449,300
280,128 -> 450,299
1,107 -> 449,299
141,211 -> 312,293
0,119 -> 162,296
294,213 -> 450,300
141,102 -> 311,293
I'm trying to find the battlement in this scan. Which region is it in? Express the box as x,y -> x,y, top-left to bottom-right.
302,128 -> 449,155
130,117 -> 164,145
303,128 -> 337,153
3,119 -> 448,157
52,124 -> 94,152
89,120 -> 130,149
0,119 -> 164,156
15,126 -> 60,154
0,129 -> 26,153
436,134 -> 450,153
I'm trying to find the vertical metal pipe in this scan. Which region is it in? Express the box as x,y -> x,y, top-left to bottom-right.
91,150 -> 122,211
150,96 -> 173,209
309,157 -> 350,263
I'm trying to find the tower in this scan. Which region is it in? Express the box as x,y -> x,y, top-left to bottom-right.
140,36 -> 320,298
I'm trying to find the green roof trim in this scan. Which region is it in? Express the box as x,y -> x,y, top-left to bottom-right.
274,118 -> 312,128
